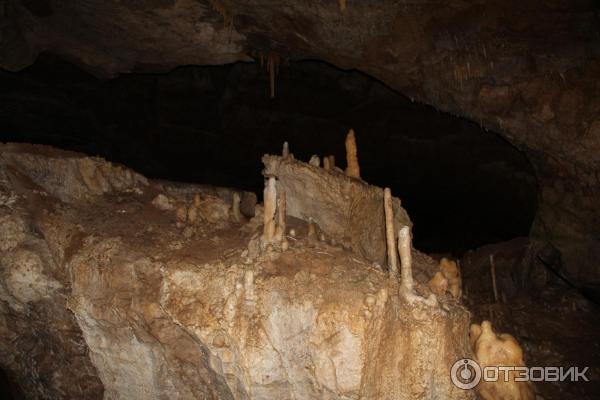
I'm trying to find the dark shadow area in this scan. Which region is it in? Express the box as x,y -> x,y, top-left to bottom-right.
0,54 -> 537,255
0,366 -> 23,400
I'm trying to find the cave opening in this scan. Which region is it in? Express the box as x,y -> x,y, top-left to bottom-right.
1,53 -> 538,256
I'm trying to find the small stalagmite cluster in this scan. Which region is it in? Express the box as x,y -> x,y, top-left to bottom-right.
429,257 -> 463,299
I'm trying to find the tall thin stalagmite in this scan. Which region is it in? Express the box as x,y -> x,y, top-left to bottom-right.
345,129 -> 360,178
328,155 -> 335,169
275,190 -> 289,251
398,226 -> 413,291
383,188 -> 398,276
275,190 -> 286,242
262,177 -> 277,243
282,141 -> 290,158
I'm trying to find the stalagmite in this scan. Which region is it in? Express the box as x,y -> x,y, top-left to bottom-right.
428,272 -> 449,295
440,257 -> 462,299
345,129 -> 360,178
309,155 -> 320,167
282,141 -> 290,158
176,205 -> 187,228
193,193 -> 201,208
274,190 -> 287,243
398,226 -> 437,305
262,177 -> 277,244
470,321 -> 535,400
398,226 -> 413,291
328,155 -> 335,169
323,157 -> 331,170
232,192 -> 242,222
383,188 -> 398,276
187,205 -> 198,225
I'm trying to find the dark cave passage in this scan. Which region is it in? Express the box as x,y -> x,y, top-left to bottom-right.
0,54 -> 537,255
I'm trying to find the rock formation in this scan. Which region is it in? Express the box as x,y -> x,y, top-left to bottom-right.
470,321 -> 535,400
0,143 -> 474,399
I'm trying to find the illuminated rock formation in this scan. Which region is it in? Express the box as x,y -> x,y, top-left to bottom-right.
470,321 -> 535,400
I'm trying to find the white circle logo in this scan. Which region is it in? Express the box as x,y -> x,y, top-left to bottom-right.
451,358 -> 482,389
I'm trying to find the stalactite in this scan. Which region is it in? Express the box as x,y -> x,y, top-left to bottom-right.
257,52 -> 281,98
383,188 -> 398,276
338,0 -> 347,12
345,129 -> 360,178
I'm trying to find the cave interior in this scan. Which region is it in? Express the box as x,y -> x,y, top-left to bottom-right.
0,1 -> 599,400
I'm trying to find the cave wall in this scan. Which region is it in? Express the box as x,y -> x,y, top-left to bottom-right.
1,0 -> 599,280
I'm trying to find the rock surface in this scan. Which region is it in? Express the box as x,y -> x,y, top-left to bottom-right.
0,144 -> 474,399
